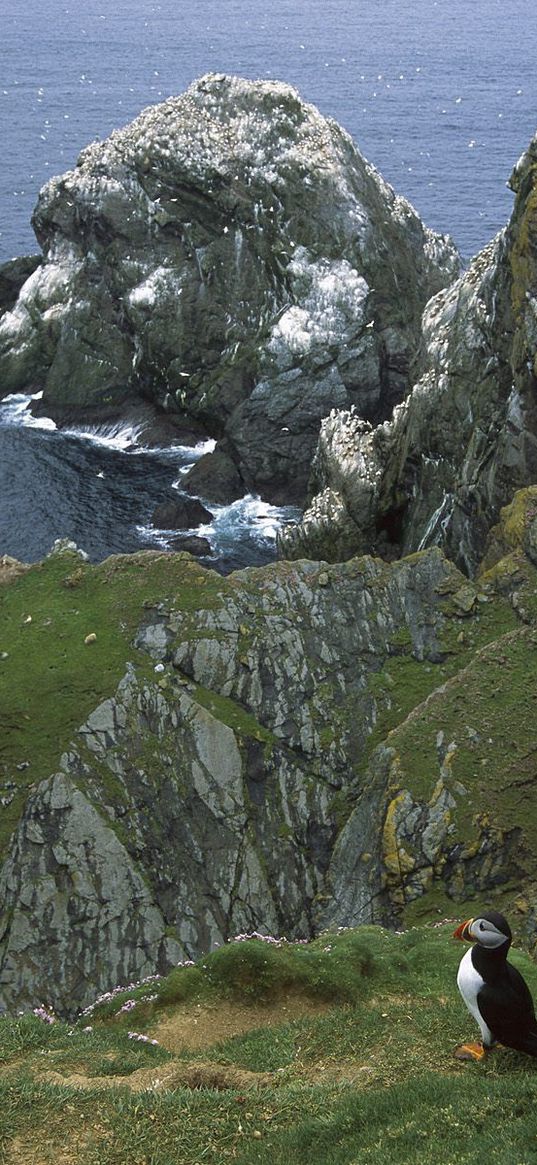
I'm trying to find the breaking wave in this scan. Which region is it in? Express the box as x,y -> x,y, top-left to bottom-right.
0,394 -> 299,571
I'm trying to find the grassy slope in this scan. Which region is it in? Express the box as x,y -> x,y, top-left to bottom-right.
0,549 -> 227,859
373,546 -> 537,929
0,544 -> 531,846
2,528 -> 537,1160
2,925 -> 537,1164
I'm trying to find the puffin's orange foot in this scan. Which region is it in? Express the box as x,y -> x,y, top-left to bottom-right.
453,1042 -> 486,1062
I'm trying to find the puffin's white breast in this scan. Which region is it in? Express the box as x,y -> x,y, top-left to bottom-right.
457,947 -> 494,1045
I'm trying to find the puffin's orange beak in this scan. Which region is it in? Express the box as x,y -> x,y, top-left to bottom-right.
453,919 -> 474,942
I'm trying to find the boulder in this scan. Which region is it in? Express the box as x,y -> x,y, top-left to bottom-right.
168,535 -> 212,556
151,494 -> 213,529
0,74 -> 458,503
182,445 -> 244,505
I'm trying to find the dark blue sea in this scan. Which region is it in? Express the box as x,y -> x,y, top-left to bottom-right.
1,0 -> 536,567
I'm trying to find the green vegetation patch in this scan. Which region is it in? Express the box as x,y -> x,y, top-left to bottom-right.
0,1011 -> 170,1075
0,549 -> 224,859
363,589 -> 519,771
192,683 -> 276,746
4,1071 -> 537,1165
80,924 -> 467,1028
386,627 -> 537,840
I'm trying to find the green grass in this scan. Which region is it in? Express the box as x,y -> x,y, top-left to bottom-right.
0,549 -> 227,859
375,623 -> 537,920
3,1073 -> 537,1165
3,923 -> 537,1164
231,1074 -> 537,1165
81,926 -> 443,1028
0,1012 -> 170,1074
363,579 -> 520,772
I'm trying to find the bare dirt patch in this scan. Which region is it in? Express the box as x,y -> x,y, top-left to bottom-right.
150,994 -> 331,1054
5,1128 -> 97,1165
42,1059 -> 273,1094
23,996 -> 332,1097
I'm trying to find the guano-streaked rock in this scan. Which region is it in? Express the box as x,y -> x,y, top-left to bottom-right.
279,133 -> 537,568
0,74 -> 458,504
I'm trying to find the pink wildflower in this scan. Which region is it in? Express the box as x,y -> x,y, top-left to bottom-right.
116,999 -> 137,1015
128,1032 -> 159,1045
33,1005 -> 55,1025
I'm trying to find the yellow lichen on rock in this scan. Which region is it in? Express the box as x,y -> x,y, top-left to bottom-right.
382,791 -> 415,881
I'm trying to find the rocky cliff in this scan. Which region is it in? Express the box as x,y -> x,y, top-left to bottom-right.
2,494 -> 537,1015
279,134 -> 537,566
3,82 -> 537,1022
0,74 -> 457,503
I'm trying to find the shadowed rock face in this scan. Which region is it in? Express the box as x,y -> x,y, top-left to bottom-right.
0,255 -> 41,314
0,772 -> 180,1018
279,134 -> 537,567
0,74 -> 458,504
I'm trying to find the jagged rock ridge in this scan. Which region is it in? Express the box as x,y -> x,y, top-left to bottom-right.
280,134 -> 537,568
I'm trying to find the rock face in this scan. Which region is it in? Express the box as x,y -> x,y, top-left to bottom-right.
0,772 -> 179,1018
0,544 -> 465,1014
151,494 -> 213,529
2,506 -> 537,1015
279,134 -> 537,566
0,255 -> 41,315
0,74 -> 458,503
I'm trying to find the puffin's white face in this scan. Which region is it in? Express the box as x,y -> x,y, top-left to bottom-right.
461,917 -> 509,949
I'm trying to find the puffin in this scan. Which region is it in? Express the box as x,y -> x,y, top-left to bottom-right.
453,909 -> 537,1060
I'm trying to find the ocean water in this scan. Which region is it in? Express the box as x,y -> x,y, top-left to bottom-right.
2,0 -> 536,264
0,393 -> 299,569
0,0 -> 536,567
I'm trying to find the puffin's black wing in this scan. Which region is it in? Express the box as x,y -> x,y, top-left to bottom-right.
478,963 -> 537,1055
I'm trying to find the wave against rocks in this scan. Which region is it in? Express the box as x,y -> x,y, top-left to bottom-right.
0,74 -> 458,506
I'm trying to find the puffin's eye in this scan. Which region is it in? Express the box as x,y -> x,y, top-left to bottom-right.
479,922 -> 485,931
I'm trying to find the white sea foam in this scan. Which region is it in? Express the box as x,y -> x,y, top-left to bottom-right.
0,392 -> 57,431
1,391 -> 296,570
62,419 -> 148,450
60,422 -> 215,459
139,493 -> 301,566
201,494 -> 298,543
136,524 -> 173,550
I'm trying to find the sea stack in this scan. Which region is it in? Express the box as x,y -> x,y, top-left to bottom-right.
0,74 -> 458,505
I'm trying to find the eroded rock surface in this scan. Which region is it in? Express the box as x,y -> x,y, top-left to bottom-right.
0,771 -> 178,1017
0,74 -> 458,503
0,543 -> 469,1014
279,134 -> 537,566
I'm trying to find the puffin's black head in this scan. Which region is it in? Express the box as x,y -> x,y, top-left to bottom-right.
453,910 -> 512,949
